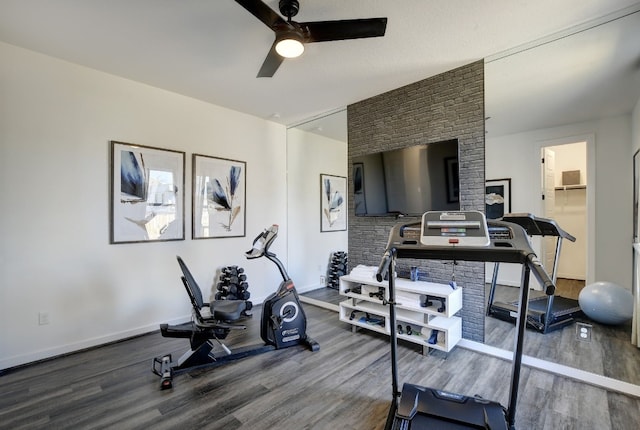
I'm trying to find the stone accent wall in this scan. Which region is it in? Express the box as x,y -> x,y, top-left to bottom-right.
347,60 -> 486,341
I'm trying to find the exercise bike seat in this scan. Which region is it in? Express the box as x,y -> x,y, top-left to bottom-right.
209,300 -> 246,321
177,255 -> 247,323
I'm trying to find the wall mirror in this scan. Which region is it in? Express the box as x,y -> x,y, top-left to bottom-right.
286,109 -> 348,302
484,8 -> 640,389
295,7 -> 640,392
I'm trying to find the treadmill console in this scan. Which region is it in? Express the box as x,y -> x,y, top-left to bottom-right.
420,211 -> 490,247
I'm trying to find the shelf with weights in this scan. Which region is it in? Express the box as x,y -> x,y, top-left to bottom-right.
338,273 -> 462,353
326,251 -> 348,289
215,265 -> 253,316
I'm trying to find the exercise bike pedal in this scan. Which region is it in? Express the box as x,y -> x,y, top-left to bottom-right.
152,354 -> 174,390
160,371 -> 173,390
306,337 -> 320,352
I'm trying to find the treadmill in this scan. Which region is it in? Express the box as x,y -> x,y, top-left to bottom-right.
486,213 -> 582,334
378,210 -> 556,429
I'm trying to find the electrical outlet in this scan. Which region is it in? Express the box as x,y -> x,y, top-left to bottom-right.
320,275 -> 326,285
576,322 -> 592,342
38,312 -> 50,326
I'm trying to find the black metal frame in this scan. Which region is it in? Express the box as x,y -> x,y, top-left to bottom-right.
152,226 -> 319,389
486,213 -> 580,334
378,218 -> 555,429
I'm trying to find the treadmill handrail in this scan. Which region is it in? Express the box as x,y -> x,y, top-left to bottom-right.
525,253 -> 555,296
502,213 -> 576,242
378,246 -> 554,296
382,218 -> 555,294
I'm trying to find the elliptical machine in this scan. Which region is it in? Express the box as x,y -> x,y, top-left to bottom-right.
152,224 -> 319,389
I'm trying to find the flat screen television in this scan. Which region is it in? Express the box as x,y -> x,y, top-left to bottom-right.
353,139 -> 459,216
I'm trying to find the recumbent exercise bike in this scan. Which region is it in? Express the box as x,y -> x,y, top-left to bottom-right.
152,224 -> 319,389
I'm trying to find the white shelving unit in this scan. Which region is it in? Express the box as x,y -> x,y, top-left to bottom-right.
338,274 -> 462,353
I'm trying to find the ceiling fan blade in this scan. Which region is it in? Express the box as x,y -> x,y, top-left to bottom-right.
235,0 -> 286,29
257,41 -> 285,77
301,18 -> 387,43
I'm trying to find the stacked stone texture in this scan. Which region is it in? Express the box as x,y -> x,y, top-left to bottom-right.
347,61 -> 486,341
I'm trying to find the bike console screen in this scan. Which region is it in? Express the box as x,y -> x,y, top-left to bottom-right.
245,224 -> 279,259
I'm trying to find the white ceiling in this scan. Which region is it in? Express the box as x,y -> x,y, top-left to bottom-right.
1,0 -> 639,138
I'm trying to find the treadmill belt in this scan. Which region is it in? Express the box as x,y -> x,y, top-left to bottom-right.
528,295 -> 581,317
489,294 -> 584,333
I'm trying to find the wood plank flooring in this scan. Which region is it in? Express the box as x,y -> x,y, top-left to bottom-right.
1,303 -> 639,429
304,281 -> 640,386
486,282 -> 640,386
302,286 -> 343,306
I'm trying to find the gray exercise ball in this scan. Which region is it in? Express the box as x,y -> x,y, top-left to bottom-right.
578,281 -> 634,325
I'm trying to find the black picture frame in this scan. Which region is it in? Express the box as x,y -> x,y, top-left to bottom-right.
485,178 -> 512,220
192,154 -> 246,239
353,162 -> 367,215
321,174 -> 347,232
110,141 -> 185,244
445,157 -> 460,203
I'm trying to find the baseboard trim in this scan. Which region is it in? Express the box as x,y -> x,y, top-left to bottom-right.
457,339 -> 640,399
0,314 -> 190,372
299,296 -> 340,312
296,283 -> 325,294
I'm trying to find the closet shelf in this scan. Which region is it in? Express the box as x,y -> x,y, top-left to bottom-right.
555,184 -> 586,190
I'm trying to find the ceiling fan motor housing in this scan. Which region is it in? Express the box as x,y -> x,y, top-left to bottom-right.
279,0 -> 299,19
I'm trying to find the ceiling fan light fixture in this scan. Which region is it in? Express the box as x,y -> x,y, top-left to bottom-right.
275,32 -> 304,58
236,0 -> 387,77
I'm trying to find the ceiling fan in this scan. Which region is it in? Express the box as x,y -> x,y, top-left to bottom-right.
235,0 -> 388,77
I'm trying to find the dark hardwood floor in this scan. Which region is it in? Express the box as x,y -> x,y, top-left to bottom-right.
305,280 -> 640,385
485,281 -> 640,386
1,303 -> 639,429
302,286 -> 343,306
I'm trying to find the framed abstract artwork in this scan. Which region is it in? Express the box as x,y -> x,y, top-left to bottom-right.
110,141 -> 185,244
485,178 -> 511,220
320,174 -> 347,232
192,154 -> 246,239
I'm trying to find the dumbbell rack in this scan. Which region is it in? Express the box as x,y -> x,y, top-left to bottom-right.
326,251 -> 348,289
215,265 -> 253,314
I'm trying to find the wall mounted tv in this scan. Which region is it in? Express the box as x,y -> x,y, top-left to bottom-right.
353,139 -> 459,216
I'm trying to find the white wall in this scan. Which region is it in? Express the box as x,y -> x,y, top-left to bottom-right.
286,128 -> 348,292
486,115 -> 633,289
0,42 -> 290,369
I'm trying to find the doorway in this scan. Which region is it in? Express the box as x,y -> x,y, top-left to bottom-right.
541,140 -> 589,298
